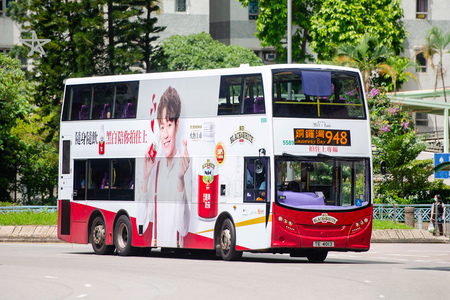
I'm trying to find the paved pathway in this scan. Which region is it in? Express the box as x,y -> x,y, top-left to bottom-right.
1,225 -> 449,243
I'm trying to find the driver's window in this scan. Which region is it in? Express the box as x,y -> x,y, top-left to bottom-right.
244,157 -> 268,202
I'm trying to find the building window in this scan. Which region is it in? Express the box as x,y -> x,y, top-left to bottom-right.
0,0 -> 11,17
415,113 -> 428,126
249,0 -> 259,20
176,0 -> 186,12
416,52 -> 427,73
416,0 -> 428,19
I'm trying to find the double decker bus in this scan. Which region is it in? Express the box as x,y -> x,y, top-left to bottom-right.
58,64 -> 372,262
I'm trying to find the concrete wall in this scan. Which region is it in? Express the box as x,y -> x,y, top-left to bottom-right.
156,0 -> 210,40
210,0 -> 261,49
0,16 -> 20,49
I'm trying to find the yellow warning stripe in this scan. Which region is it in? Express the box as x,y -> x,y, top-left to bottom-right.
195,215 -> 272,235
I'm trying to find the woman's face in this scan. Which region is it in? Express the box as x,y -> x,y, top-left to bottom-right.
159,108 -> 178,158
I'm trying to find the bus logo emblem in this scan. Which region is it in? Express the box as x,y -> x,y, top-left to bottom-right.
230,126 -> 254,145
312,213 -> 338,224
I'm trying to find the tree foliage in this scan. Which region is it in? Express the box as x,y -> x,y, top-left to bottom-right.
419,26 -> 450,102
374,56 -> 417,92
7,0 -> 163,203
368,87 -> 444,204
329,33 -> 416,92
309,0 -> 406,61
331,33 -> 394,91
151,32 -> 263,71
11,111 -> 59,205
238,0 -> 321,63
0,54 -> 33,201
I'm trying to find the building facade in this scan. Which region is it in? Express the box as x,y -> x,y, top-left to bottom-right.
0,0 -> 20,56
1,0 -> 449,97
401,0 -> 450,135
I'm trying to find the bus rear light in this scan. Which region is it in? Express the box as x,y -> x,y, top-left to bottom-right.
350,217 -> 370,234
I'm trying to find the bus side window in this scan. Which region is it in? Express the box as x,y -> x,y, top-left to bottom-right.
218,75 -> 264,115
218,76 -> 242,115
87,160 -> 110,200
115,82 -> 139,119
73,160 -> 86,200
110,159 -> 135,201
74,158 -> 135,201
62,85 -> 92,121
92,84 -> 114,119
243,75 -> 265,114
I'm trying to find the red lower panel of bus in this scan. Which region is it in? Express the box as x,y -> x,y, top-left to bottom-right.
271,203 -> 372,251
58,201 -> 217,250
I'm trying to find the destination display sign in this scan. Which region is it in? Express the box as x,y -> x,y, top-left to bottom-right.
293,128 -> 351,146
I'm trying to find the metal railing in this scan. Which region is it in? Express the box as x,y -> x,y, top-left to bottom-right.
374,204 -> 449,236
0,206 -> 58,214
373,204 -> 448,222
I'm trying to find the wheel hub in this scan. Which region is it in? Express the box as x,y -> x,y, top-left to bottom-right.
93,224 -> 105,245
221,228 -> 231,252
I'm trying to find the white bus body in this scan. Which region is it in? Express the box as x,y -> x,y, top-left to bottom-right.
58,64 -> 372,261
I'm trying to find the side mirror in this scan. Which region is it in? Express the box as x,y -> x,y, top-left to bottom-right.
255,159 -> 264,174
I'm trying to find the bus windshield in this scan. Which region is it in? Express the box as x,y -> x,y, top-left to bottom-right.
273,69 -> 366,119
275,156 -> 370,211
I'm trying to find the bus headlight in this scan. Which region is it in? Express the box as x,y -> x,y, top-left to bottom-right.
276,215 -> 298,233
349,216 -> 371,234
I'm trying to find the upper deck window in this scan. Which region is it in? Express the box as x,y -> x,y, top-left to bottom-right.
273,69 -> 366,119
218,74 -> 265,115
62,81 -> 139,121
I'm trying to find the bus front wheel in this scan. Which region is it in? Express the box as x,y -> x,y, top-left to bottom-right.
114,215 -> 135,256
91,216 -> 115,255
219,219 -> 242,261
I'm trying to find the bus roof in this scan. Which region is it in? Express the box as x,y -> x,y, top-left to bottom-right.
63,64 -> 362,86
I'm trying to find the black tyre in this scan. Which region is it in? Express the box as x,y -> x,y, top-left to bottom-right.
307,250 -> 328,263
114,215 -> 136,256
219,219 -> 243,261
91,216 -> 115,255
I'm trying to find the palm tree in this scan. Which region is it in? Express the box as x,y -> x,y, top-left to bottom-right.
420,26 -> 450,102
384,56 -> 417,93
332,33 -> 396,92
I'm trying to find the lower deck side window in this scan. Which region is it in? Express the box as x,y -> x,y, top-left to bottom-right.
74,158 -> 135,201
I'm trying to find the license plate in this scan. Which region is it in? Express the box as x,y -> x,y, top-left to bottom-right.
313,241 -> 335,247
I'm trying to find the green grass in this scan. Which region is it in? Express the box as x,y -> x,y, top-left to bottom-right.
0,211 -> 414,229
373,220 -> 414,230
0,211 -> 58,226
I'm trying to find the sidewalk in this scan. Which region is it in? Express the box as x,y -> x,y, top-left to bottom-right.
371,229 -> 449,243
0,225 -> 62,243
0,225 -> 449,243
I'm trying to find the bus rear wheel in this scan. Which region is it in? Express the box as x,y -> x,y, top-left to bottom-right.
114,215 -> 136,256
219,219 -> 242,261
307,250 -> 328,263
91,216 -> 115,255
